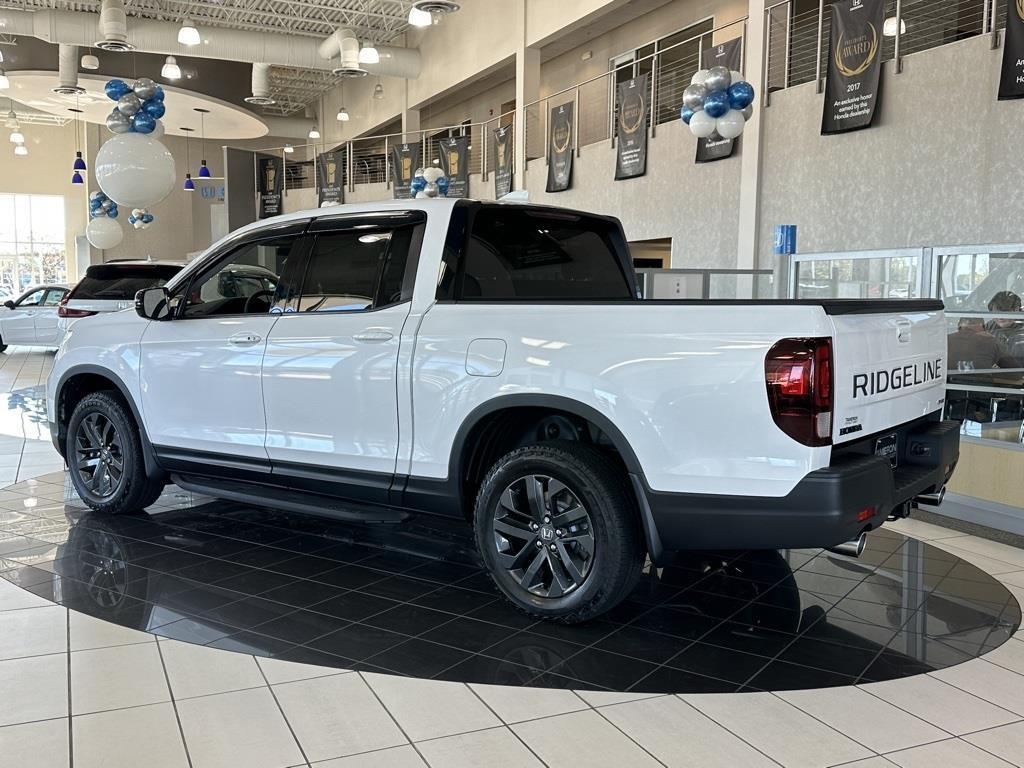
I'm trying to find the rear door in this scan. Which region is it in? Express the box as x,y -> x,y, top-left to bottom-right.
33,287 -> 67,343
829,302 -> 948,444
2,287 -> 46,344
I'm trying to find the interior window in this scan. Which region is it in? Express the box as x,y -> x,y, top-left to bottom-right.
41,289 -> 65,307
17,288 -> 46,307
182,236 -> 296,319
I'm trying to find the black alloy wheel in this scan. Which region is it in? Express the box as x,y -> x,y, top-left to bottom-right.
74,412 -> 125,501
77,530 -> 128,608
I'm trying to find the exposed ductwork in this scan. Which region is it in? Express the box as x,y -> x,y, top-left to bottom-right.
0,8 -> 421,77
52,43 -> 85,94
318,28 -> 365,78
95,0 -> 133,52
245,63 -> 276,106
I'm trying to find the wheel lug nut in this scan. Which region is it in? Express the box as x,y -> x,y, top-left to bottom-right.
535,540 -> 543,548
530,522 -> 539,531
556,529 -> 564,537
543,516 -> 550,524
549,543 -> 557,551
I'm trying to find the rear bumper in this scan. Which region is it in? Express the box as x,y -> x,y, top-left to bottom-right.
637,418 -> 960,561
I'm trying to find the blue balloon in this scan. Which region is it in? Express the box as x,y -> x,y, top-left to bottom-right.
142,214 -> 154,224
142,99 -> 166,119
727,81 -> 755,110
437,176 -> 450,195
107,208 -> 118,219
152,86 -> 165,102
90,197 -> 103,209
410,176 -> 426,193
128,215 -> 137,224
132,112 -> 156,134
104,79 -> 132,101
703,90 -> 729,118
680,106 -> 695,124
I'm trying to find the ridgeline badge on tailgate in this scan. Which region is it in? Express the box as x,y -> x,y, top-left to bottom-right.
853,359 -> 944,399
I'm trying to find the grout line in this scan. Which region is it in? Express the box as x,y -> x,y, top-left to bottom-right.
256,658 -> 312,768
462,682 -> 555,768
153,637 -> 195,768
667,695 -> 785,767
66,607 -> 73,768
355,671 -> 431,766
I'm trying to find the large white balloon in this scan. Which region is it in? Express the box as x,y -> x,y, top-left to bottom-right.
716,109 -> 746,139
689,110 -> 717,138
95,133 -> 176,209
86,216 -> 124,250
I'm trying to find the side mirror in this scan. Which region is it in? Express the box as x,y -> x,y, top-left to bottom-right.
3,300 -> 14,310
135,287 -> 172,321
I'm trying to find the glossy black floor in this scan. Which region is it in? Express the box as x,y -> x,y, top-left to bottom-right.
0,471 -> 1019,694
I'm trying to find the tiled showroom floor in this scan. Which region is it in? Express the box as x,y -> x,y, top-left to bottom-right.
1,350 -> 1024,767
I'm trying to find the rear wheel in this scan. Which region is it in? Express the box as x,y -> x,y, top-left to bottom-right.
474,441 -> 645,623
0,334 -> 7,353
66,392 -> 165,514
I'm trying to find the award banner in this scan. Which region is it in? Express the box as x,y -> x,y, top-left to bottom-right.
257,154 -> 283,219
438,136 -> 470,197
614,74 -> 649,180
545,102 -> 574,193
822,0 -> 884,134
493,124 -> 513,198
316,151 -> 344,206
391,143 -> 421,199
999,0 -> 1024,99
696,37 -> 743,162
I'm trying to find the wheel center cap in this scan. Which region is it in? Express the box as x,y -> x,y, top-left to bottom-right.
539,525 -> 555,541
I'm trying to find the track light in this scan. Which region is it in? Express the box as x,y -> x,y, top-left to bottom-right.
161,56 -> 182,80
408,7 -> 432,26
336,107 -> 350,121
358,45 -> 380,64
14,144 -> 27,156
178,19 -> 201,46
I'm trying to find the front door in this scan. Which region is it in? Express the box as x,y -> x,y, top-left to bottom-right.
262,213 -> 423,503
33,288 -> 67,343
3,287 -> 46,344
139,229 -> 306,470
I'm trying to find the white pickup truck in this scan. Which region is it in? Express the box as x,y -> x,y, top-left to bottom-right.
47,199 -> 959,622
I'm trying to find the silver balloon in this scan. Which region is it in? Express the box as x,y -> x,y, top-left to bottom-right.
117,92 -> 141,117
132,77 -> 158,101
682,83 -> 707,110
101,199 -> 114,211
704,66 -> 731,93
690,69 -> 709,86
106,109 -> 132,133
742,104 -> 754,121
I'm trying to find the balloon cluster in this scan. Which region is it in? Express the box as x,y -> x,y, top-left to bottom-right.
88,190 -> 119,219
410,166 -> 450,198
680,67 -> 755,141
104,78 -> 166,136
128,207 -> 155,230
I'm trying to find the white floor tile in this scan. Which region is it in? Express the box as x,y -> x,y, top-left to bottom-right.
417,726 -> 543,768
930,660 -> 1024,717
599,695 -> 778,767
941,536 -> 1024,569
928,543 -> 1023,576
69,611 -> 154,652
981,637 -> 1024,676
512,709 -> 662,768
274,672 -> 408,761
73,702 -> 189,768
963,720 -> 1024,766
574,690 -> 665,707
0,717 -> 69,767
680,691 -> 873,768
312,745 -> 427,767
257,655 -> 350,685
885,519 -> 966,541
0,654 -> 68,727
886,738 -> 1016,767
469,682 -> 588,724
363,673 -> 500,742
836,759 -> 900,768
176,687 -> 304,768
0,604 -> 66,660
71,643 -> 170,715
159,639 -> 265,699
0,576 -> 53,609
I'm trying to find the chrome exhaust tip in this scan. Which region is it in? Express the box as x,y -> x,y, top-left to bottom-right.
827,532 -> 866,558
915,486 -> 946,507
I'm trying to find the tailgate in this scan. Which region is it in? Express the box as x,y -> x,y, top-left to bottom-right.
830,303 -> 947,444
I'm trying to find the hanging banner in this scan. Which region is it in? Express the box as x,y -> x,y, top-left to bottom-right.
696,37 -> 743,162
493,124 -> 513,199
438,136 -> 470,198
257,155 -> 283,219
391,143 -> 421,199
545,102 -> 574,193
316,151 -> 344,206
999,0 -> 1024,99
614,74 -> 649,180
821,0 -> 884,134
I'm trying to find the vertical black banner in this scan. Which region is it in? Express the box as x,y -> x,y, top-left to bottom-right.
545,103 -> 574,193
822,0 -> 884,134
999,0 -> 1024,99
696,37 -> 743,162
615,74 -> 649,180
493,124 -> 513,198
316,151 -> 344,206
438,136 -> 470,197
257,155 -> 283,219
391,143 -> 421,199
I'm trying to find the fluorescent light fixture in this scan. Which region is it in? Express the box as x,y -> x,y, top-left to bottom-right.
178,19 -> 201,46
308,125 -> 321,139
14,144 -> 27,156
883,16 -> 906,36
336,107 -> 349,121
161,56 -> 182,80
0,71 -> 9,90
408,7 -> 432,26
283,144 -> 294,153
358,45 -> 380,64
9,129 -> 24,144
81,54 -> 100,70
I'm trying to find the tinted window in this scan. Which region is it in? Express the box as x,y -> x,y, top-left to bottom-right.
41,288 -> 66,306
16,288 -> 45,307
182,237 -> 297,318
459,207 -> 633,300
71,265 -> 182,301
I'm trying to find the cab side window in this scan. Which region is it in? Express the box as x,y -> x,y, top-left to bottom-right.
182,236 -> 298,319
41,289 -> 66,307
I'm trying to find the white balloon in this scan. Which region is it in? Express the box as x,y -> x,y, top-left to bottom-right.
133,220 -> 145,230
131,208 -> 143,218
95,133 -> 176,209
716,109 -> 746,139
86,216 -> 124,250
691,69 -> 709,86
730,70 -> 744,87
689,110 -> 717,138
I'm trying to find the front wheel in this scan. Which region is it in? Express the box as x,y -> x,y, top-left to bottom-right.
66,392 -> 165,514
474,441 -> 645,623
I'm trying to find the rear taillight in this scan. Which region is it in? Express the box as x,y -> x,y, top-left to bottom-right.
765,337 -> 833,446
57,295 -> 97,319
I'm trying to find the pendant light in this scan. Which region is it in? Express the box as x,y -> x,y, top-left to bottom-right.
81,52 -> 100,70
283,143 -> 294,154
373,80 -> 384,100
161,56 -> 182,80
195,108 -> 211,177
0,70 -> 9,91
178,18 -> 201,46
337,83 -> 349,121
308,124 -> 321,140
182,127 -> 196,190
70,104 -> 85,184
14,144 -> 27,156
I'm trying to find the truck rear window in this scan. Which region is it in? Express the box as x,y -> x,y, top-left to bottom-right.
70,265 -> 182,300
455,207 -> 635,300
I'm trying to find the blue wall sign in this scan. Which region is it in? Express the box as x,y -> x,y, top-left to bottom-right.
774,224 -> 797,255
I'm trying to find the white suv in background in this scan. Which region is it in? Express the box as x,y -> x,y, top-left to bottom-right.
0,284 -> 70,351
58,261 -> 184,335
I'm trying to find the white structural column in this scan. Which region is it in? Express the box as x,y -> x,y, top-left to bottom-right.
736,0 -> 768,271
401,97 -> 421,145
514,0 -> 540,188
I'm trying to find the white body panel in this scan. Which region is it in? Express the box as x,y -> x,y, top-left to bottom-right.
1,304 -> 41,343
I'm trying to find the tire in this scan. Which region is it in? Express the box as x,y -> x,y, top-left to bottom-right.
473,441 -> 645,624
0,335 -> 7,353
66,391 -> 165,515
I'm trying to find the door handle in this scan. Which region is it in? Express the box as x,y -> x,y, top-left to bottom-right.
229,332 -> 263,346
353,329 -> 394,343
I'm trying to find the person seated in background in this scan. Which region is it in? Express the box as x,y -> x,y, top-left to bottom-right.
986,291 -> 1024,356
947,316 -> 1020,370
